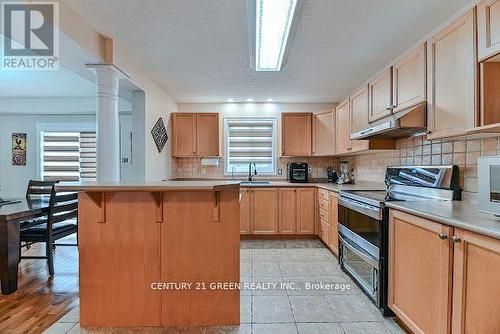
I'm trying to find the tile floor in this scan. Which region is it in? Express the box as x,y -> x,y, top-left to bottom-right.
44,240 -> 406,334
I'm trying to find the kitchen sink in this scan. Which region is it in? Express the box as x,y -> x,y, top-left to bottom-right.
240,181 -> 271,186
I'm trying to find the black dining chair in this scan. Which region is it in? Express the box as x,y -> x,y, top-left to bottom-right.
20,186 -> 78,276
20,180 -> 60,230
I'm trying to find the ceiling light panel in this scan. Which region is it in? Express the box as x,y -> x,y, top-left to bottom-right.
255,0 -> 298,71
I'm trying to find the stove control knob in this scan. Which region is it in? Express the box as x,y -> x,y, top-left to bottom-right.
438,233 -> 448,240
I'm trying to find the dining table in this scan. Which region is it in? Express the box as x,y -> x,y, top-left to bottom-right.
0,198 -> 50,294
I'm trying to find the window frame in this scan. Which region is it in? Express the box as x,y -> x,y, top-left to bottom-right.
224,116 -> 277,176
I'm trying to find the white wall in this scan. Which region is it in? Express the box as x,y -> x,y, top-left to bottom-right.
114,45 -> 178,181
0,98 -> 132,197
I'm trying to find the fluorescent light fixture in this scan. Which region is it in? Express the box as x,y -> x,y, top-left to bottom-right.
227,98 -> 234,103
246,98 -> 254,102
255,0 -> 298,71
266,98 -> 273,102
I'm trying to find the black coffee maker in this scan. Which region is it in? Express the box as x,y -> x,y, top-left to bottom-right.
327,167 -> 338,183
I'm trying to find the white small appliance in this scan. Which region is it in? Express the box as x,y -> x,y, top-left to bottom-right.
478,156 -> 500,216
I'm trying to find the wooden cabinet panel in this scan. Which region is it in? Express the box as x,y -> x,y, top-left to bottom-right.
478,0 -> 500,61
388,210 -> 452,334
161,191 -> 240,326
335,101 -> 351,154
79,192 -> 161,326
393,44 -> 426,114
240,189 -> 251,234
328,192 -> 339,256
282,113 -> 312,156
172,113 -> 196,157
452,228 -> 500,334
251,188 -> 279,234
350,85 -> 370,133
349,86 -> 370,153
279,188 -> 297,234
427,9 -> 477,140
368,68 -> 393,122
320,219 -> 331,245
196,113 -> 219,157
313,111 -> 335,156
296,188 -> 315,234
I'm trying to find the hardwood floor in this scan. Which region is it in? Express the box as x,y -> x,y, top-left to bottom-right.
0,236 -> 79,334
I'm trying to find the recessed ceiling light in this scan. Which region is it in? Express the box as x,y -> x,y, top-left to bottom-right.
266,98 -> 273,102
227,98 -> 234,103
246,98 -> 254,102
255,0 -> 298,72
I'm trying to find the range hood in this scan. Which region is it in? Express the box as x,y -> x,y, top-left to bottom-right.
351,103 -> 427,140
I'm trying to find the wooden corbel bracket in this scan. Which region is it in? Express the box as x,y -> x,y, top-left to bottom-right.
86,192 -> 106,223
149,192 -> 163,223
212,191 -> 221,223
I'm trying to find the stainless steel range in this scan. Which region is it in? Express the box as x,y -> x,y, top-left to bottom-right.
338,165 -> 461,316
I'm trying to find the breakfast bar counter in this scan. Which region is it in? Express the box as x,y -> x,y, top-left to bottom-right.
56,181 -> 240,328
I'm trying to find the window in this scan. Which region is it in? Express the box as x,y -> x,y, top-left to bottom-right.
41,131 -> 96,182
224,118 -> 276,175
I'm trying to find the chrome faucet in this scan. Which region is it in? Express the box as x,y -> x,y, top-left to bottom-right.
248,162 -> 257,182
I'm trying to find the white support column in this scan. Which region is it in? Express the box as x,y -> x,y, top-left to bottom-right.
87,64 -> 129,182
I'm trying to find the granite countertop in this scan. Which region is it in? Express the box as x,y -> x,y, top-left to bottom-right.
386,196 -> 500,240
56,180 -> 240,192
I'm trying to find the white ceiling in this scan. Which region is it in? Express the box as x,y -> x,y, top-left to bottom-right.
63,0 -> 471,103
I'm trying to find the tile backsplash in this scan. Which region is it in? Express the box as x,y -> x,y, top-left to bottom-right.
172,136 -> 499,193
342,136 -> 500,192
172,156 -> 336,181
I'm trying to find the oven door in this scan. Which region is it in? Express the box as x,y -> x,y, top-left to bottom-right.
339,234 -> 379,304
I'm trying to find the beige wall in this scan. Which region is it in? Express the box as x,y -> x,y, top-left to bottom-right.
174,103 -> 337,180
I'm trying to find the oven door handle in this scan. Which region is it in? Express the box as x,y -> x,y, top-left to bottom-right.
339,234 -> 379,268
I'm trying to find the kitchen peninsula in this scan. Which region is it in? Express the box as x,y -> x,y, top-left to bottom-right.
56,181 -> 240,328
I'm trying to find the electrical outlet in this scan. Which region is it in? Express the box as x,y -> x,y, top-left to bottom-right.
308,167 -> 312,173
278,169 -> 283,175
201,168 -> 207,175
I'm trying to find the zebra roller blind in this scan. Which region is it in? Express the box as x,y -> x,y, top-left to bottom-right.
225,118 -> 276,174
41,131 -> 96,182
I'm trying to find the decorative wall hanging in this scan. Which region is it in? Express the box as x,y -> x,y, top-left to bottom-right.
12,133 -> 27,166
151,117 -> 168,153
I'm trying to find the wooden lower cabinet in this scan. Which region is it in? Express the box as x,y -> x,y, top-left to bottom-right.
250,188 -> 279,234
328,192 -> 339,256
389,210 -> 500,334
240,189 -> 251,234
319,219 -> 331,245
279,188 -> 297,234
296,188 -> 315,234
388,210 -> 453,334
451,228 -> 500,333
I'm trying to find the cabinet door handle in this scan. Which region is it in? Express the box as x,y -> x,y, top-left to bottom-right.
438,233 -> 448,240
452,236 -> 461,243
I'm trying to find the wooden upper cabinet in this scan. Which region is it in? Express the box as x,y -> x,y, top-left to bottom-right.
313,111 -> 335,156
279,188 -> 297,234
350,85 -> 370,134
172,113 -> 197,157
196,113 -> 219,157
388,210 -> 453,334
240,189 -> 251,234
251,188 -> 279,234
368,68 -> 393,122
392,44 -> 427,114
427,9 -> 477,140
282,113 -> 312,156
452,228 -> 500,333
335,101 -> 351,154
296,188 -> 315,234
171,113 -> 219,157
478,0 -> 500,61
